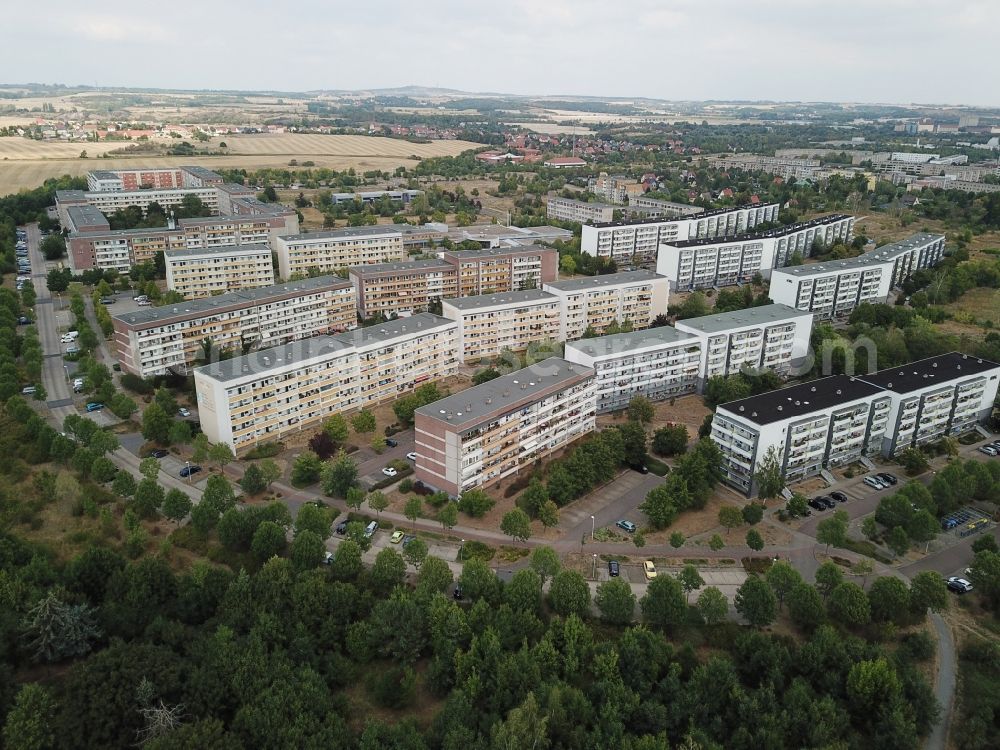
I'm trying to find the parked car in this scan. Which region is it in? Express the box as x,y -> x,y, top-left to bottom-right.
629,462 -> 649,474
147,449 -> 169,459
16,316 -> 31,325
406,451 -> 417,461
65,346 -> 80,355
364,521 -> 378,538
820,496 -> 836,509
402,535 -> 416,548
381,467 -> 398,478
137,300 -> 152,306
179,464 -> 202,478
99,298 -> 115,305
385,438 -> 398,448
863,476 -> 886,490
979,446 -> 998,456
323,551 -> 334,565
335,521 -> 348,535
643,560 -> 657,581
608,560 -> 620,577
390,530 -> 405,544
830,491 -> 849,503
877,472 -> 898,486
21,386 -> 36,395
453,585 -> 463,600
85,402 -> 103,412
177,407 -> 191,417
616,519 -> 637,533
947,577 -> 973,594
808,498 -> 826,511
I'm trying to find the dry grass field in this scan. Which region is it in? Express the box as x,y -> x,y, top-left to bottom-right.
0,133 -> 479,195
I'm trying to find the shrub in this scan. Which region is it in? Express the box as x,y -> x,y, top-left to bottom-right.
243,442 -> 283,459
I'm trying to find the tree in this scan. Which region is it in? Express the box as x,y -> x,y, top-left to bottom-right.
459,558 -> 501,603
851,558 -> 874,587
153,387 -> 178,416
491,692 -> 550,750
162,488 -> 192,526
90,456 -> 118,483
828,582 -> 871,627
370,435 -> 387,454
972,535 -> 999,555
718,506 -> 743,539
869,576 -> 911,624
969,550 -> 1000,612
3,683 -> 56,750
677,565 -> 704,602
403,538 -> 428,569
619,420 -> 648,467
291,450 -> 323,486
167,419 -> 192,445
133,478 -> 165,518
371,548 -> 406,595
887,525 -> 910,557
640,574 -> 686,629
548,570 -> 591,618
537,500 -> 559,528
787,583 -> 825,632
596,578 -> 637,625
898,447 -> 930,475
331,539 -> 362,581
403,496 -> 422,529
651,423 -> 688,456
734,576 -> 777,628
437,502 -> 458,531
239,463 -> 267,495
208,441 -> 235,470
815,561 -> 844,601
846,658 -> 902,716
627,395 -> 655,424
351,409 -> 376,433
89,429 -> 119,456
191,433 -> 211,463
910,571 -> 948,615
745,528 -> 765,552
290,530 -> 325,571
765,560 -> 802,608
294,503 -> 332,538
251,521 -> 287,562
669,532 -> 685,549
530,546 -> 560,586
141,402 -> 171,444
861,516 -> 880,541
816,510 -> 849,552
416,556 -> 453,596
22,591 -> 101,663
345,486 -> 365,512
112,470 -> 137,498
457,488 -> 494,518
741,502 -> 764,525
519,478 -> 549,517
708,534 -> 725,551
321,450 -> 357,497
696,586 -> 729,625
754,445 -> 785,501
640,483 -> 680,529
500,507 -> 532,544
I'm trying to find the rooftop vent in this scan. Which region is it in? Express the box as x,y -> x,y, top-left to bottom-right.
811,386 -> 817,392
739,406 -> 745,412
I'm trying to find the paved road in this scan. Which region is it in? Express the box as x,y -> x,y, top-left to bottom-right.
927,612 -> 956,750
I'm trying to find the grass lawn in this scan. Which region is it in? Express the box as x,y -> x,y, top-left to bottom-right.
950,287 -> 1000,326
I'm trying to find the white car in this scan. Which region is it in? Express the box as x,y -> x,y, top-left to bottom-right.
863,476 -> 886,490
136,300 -> 152,306
177,407 -> 191,417
381,467 -> 398,478
406,452 -> 417,461
21,386 -> 36,395
979,446 -> 998,456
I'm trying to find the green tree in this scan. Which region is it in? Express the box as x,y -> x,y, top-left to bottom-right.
548,570 -> 591,618
167,419 -> 192,445
754,445 -> 785,501
345,486 -> 365,513
734,576 -> 777,628
111,470 -> 137,498
416,555 -> 453,596
437,502 -> 458,531
708,534 -> 725,551
251,521 -> 287,562
332,539 -> 363,581
367,490 -> 389,518
814,560 -> 844,600
641,574 -> 686,628
530,546 -> 561,586
861,516 -> 880,541
291,450 -> 323,486
490,692 -> 550,750
696,586 -> 729,625
371,548 -> 406,595
677,565 -> 704,602
239,463 -> 267,495
898,447 -> 930,475
887,525 -> 910,557
290,529 -> 325,571
295,503 -> 332,538
718,506 -> 743,539
323,414 -> 350,444
208,441 -> 235,470
765,560 -> 802,609
746,528 -> 765,552
500,507 -> 532,544
742,502 -> 764,525
153,387 -> 178,416
910,570 -> 948,615
3,683 -> 56,750
787,583 -> 825,632
828,582 -> 871,627
669,532 -> 685,549
351,409 -> 377,433
786,493 -> 810,518
133,478 -> 165,518
459,558 -> 501,603
457,488 -> 494,517
869,576 -> 911,624
816,510 -> 849,552
403,538 -> 428,569
627,395 -> 655,424
321,450 -> 357,498
596,578 -> 637,625
162,488 -> 192,526
404,495 -> 422,529
141,402 -> 171,444
651,423 -> 688,456
22,591 -> 101,663
537,500 -> 560,529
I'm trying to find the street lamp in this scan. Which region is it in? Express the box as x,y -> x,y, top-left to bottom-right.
591,514 -> 595,541
185,460 -> 191,484
460,539 -> 465,561
592,553 -> 597,579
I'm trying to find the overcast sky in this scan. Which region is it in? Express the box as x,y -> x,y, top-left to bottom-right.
2,0 -> 997,106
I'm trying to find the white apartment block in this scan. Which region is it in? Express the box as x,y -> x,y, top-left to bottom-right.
711,353 -> 1000,495
542,270 -> 669,341
441,246 -> 559,297
564,328 -> 701,413
656,214 -> 856,291
588,173 -> 635,204
275,226 -> 406,280
769,233 -> 945,319
546,196 -> 616,224
627,196 -> 705,218
442,290 -> 562,362
581,203 -> 780,266
165,244 -> 275,299
674,304 -> 814,389
414,358 -> 597,495
194,314 -> 459,451
710,154 -> 821,180
350,259 -> 458,319
112,276 -> 356,377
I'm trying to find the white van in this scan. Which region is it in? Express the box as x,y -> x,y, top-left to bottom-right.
61,331 -> 79,343
364,521 -> 378,538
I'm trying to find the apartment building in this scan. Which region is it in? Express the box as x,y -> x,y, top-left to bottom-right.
564,328 -> 701,412
769,233 -> 945,318
194,313 -> 459,451
442,290 -> 562,362
546,195 -> 616,224
65,205 -> 111,233
674,304 -> 814,389
165,244 -> 275,299
274,226 -> 406,280
588,173 -> 635,204
627,196 -> 705,218
581,203 -> 780,266
440,246 -> 558,297
112,276 -> 356,377
56,185 -> 225,221
711,352 -> 1000,495
542,270 -> 669,341
710,154 -> 821,180
413,358 -> 597,495
350,259 -> 457,318
656,214 -> 856,291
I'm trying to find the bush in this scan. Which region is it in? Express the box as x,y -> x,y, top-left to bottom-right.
242,442 -> 283,459
458,540 -> 495,562
120,373 -> 154,395
457,489 -> 494,518
398,478 -> 414,493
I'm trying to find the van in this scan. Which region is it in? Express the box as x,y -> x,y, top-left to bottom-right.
364,521 -> 378,538
61,331 -> 79,342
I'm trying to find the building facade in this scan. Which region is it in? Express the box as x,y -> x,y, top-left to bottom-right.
564,328 -> 701,412
674,304 -> 814,389
194,314 -> 459,451
414,358 -> 597,495
165,244 -> 275,298
112,276 -> 356,377
274,227 -> 406,280
546,196 -> 616,224
542,270 -> 669,341
440,246 -> 558,297
627,196 -> 705,218
442,290 -> 562,362
350,259 -> 458,319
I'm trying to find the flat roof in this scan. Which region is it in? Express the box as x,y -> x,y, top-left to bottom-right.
588,202 -> 779,229
164,243 -> 271,259
664,213 -> 853,249
674,303 -> 812,334
89,170 -> 119,180
544,270 -> 663,292
196,312 -> 454,382
279,226 -> 403,242
548,196 -> 617,210
860,352 -> 1000,394
113,275 -> 352,327
565,326 -> 696,357
719,374 -> 887,426
415,357 -> 593,431
443,288 -> 556,311
773,232 -> 944,278
182,166 -> 224,179
67,204 -> 110,228
441,243 -> 555,260
350,259 -> 453,276
55,190 -> 87,201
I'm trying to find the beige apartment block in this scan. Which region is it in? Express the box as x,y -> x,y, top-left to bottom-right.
194,314 -> 459,451
440,245 -> 558,297
542,270 -> 669,341
165,244 -> 275,299
275,226 -> 406,280
112,276 -> 356,377
414,357 -> 597,495
441,289 -> 562,362
350,259 -> 458,318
